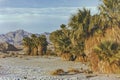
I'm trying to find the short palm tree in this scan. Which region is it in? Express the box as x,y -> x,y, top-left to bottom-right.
93,41 -> 120,73
37,35 -> 48,55
94,41 -> 120,64
31,34 -> 38,56
22,37 -> 32,55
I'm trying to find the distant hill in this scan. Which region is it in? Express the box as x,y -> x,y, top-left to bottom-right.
0,29 -> 50,47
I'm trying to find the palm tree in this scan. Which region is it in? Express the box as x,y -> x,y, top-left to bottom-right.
37,35 -> 48,55
22,37 -> 32,55
68,8 -> 91,57
23,34 -> 48,56
30,34 -> 38,56
94,41 -> 120,63
93,41 -> 120,73
99,0 -> 120,28
50,27 -> 71,56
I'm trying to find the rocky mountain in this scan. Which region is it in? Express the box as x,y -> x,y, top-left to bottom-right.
0,29 -> 50,48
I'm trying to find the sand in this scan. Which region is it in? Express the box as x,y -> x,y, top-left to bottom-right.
0,56 -> 119,80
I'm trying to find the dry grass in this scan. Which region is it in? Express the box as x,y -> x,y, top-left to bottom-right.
61,53 -> 72,61
75,56 -> 88,62
0,52 -> 24,58
50,68 -> 81,76
86,74 -> 97,78
67,68 -> 80,74
17,55 -> 23,58
50,69 -> 65,75
8,52 -> 17,57
0,54 -> 7,58
83,69 -> 93,74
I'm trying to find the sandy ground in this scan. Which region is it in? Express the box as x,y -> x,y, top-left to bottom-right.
0,56 -> 120,80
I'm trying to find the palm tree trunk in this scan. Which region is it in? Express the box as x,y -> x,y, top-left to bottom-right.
23,46 -> 31,55
38,45 -> 43,55
33,47 -> 38,56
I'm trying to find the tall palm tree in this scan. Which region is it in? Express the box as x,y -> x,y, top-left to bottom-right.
68,8 -> 91,56
50,27 -> 71,56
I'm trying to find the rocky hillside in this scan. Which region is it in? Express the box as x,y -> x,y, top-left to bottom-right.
0,30 -> 50,47
0,42 -> 18,52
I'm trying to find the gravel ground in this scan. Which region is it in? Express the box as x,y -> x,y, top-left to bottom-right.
0,56 -> 120,80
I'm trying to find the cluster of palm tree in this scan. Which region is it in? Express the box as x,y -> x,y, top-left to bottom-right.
23,34 -> 48,56
50,8 -> 93,61
50,0 -> 120,73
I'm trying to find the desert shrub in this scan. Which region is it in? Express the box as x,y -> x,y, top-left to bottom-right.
46,49 -> 57,56
0,54 -> 6,58
50,69 -> 65,75
86,74 -> 97,78
17,55 -> 23,58
67,68 -> 80,74
61,53 -> 74,61
83,69 -> 93,74
75,54 -> 87,62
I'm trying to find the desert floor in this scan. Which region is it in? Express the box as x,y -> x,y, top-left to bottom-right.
0,56 -> 120,80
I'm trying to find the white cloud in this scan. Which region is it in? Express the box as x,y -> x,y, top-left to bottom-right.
0,7 -> 97,15
0,7 -> 98,33
0,7 -> 97,21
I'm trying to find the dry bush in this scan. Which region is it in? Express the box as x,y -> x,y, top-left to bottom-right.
0,54 -> 7,58
8,52 -> 16,57
88,53 -> 99,73
86,74 -> 97,78
17,55 -> 23,58
83,69 -> 93,74
46,50 -> 57,56
50,69 -> 65,75
98,61 -> 120,74
67,68 -> 80,74
8,52 -> 14,57
61,53 -> 72,61
75,56 -> 87,62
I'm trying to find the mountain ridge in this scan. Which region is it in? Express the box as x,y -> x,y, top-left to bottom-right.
0,29 -> 50,47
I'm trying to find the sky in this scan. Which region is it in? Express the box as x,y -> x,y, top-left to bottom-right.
0,0 -> 100,34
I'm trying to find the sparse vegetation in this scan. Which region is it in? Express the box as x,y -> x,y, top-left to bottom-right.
50,68 -> 94,76
50,69 -> 65,75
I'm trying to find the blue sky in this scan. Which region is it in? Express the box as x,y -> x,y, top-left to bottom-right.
0,0 -> 100,34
